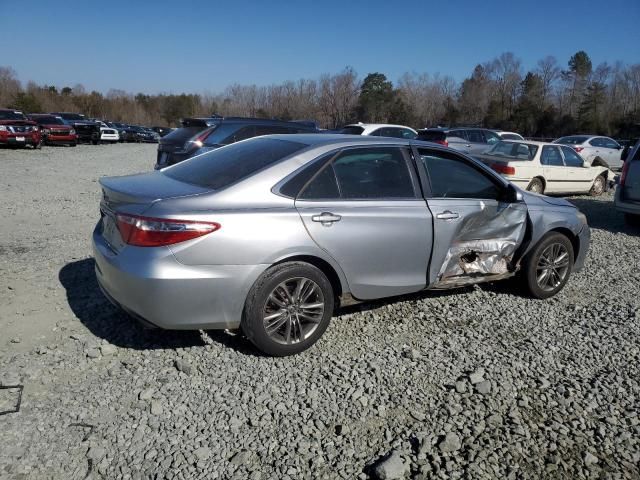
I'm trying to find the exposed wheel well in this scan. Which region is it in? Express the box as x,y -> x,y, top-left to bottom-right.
549,227 -> 580,261
272,255 -> 343,300
533,176 -> 546,189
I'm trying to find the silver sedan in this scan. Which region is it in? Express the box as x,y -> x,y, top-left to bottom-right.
93,135 -> 590,355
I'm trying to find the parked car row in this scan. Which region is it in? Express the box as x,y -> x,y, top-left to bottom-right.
0,107 -> 174,149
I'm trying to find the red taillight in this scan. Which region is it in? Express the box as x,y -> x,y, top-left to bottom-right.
620,160 -> 630,186
573,146 -> 584,153
116,214 -> 220,247
435,139 -> 449,147
190,129 -> 212,148
491,163 -> 516,175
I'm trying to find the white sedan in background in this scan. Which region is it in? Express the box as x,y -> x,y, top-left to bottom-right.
553,135 -> 625,170
475,140 -> 612,196
339,123 -> 417,139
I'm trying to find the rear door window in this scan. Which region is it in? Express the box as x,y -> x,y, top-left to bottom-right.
299,147 -> 416,200
560,146 -> 585,167
163,138 -> 308,189
541,146 -> 564,166
339,126 -> 365,135
467,130 -> 485,143
449,130 -> 468,141
418,148 -> 502,200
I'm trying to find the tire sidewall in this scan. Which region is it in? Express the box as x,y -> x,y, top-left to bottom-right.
243,262 -> 334,356
524,233 -> 574,299
528,178 -> 544,194
590,175 -> 605,196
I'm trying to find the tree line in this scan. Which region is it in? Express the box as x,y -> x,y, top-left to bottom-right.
1,50 -> 639,138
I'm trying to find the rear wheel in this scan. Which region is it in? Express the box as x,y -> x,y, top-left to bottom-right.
242,262 -> 334,356
522,232 -> 574,299
527,177 -> 544,194
589,175 -> 606,196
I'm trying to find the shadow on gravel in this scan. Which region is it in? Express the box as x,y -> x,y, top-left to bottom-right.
59,258 -> 256,353
568,197 -> 639,236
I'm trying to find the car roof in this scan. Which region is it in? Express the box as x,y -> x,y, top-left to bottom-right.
344,123 -> 413,129
263,133 -> 446,148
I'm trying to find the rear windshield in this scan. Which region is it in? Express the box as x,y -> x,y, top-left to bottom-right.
555,136 -> 589,145
161,126 -> 204,144
339,126 -> 365,135
0,110 -> 26,120
417,131 -> 446,142
57,113 -> 85,121
163,137 -> 308,189
485,141 -> 538,160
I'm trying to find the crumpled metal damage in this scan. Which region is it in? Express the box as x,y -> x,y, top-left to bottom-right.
435,202 -> 527,287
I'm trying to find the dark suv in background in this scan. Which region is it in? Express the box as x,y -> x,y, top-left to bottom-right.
417,127 -> 501,154
155,117 -> 319,169
50,112 -> 100,144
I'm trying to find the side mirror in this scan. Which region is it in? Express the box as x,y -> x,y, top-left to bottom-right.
505,183 -> 523,202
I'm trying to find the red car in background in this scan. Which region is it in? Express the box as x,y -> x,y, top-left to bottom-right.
0,109 -> 42,148
29,114 -> 78,146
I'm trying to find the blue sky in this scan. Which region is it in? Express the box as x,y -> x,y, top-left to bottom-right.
2,0 -> 639,94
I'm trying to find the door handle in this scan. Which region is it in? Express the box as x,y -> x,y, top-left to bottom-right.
436,211 -> 459,220
311,212 -> 342,225
465,144 -> 472,148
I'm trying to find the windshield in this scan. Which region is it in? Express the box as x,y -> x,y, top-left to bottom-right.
486,141 -> 539,160
555,136 -> 589,145
163,137 -> 308,189
0,110 -> 26,120
339,126 -> 365,135
58,113 -> 86,121
33,116 -> 65,125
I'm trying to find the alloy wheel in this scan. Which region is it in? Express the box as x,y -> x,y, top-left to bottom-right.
262,277 -> 325,345
536,243 -> 570,292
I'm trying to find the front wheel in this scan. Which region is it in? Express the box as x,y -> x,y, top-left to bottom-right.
242,262 -> 334,356
589,175 -> 606,196
522,232 -> 574,299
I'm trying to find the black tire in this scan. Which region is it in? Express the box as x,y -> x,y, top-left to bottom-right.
242,261 -> 334,356
522,232 -> 574,299
625,213 -> 640,225
70,141 -> 77,147
589,175 -> 606,196
527,177 -> 545,194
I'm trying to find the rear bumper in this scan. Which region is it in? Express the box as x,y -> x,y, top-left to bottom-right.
614,188 -> 640,215
92,224 -> 266,330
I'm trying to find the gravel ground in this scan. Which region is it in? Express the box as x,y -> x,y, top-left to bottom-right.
0,143 -> 639,480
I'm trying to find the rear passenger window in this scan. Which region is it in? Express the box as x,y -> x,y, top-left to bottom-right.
332,148 -> 415,199
299,165 -> 340,199
541,146 -> 564,166
418,149 -> 501,200
467,130 -> 485,143
449,130 -> 467,140
299,147 -> 415,200
561,147 -> 585,167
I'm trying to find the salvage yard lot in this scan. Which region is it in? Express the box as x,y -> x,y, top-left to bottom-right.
0,144 -> 639,479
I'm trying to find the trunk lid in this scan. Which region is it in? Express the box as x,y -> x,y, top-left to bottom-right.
98,172 -> 212,253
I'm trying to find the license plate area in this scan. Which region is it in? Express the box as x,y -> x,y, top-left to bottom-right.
101,211 -> 126,251
15,136 -> 25,142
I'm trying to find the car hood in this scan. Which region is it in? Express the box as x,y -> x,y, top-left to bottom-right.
41,124 -> 71,129
520,189 -> 575,208
0,119 -> 36,126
